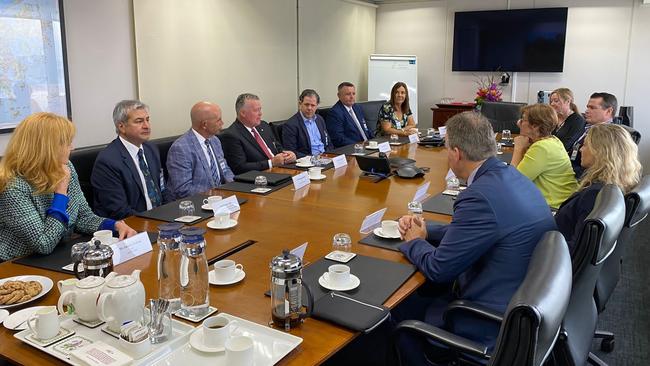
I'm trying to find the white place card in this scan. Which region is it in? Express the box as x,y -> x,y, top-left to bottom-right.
408,133 -> 420,144
290,242 -> 308,261
211,195 -> 241,214
332,154 -> 348,169
251,187 -> 272,193
445,168 -> 456,180
292,171 -> 310,190
378,141 -> 391,153
413,181 -> 431,202
110,232 -> 153,266
359,207 -> 387,234
438,126 -> 447,137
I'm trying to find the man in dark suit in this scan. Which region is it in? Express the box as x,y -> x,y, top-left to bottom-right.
219,93 -> 296,174
91,100 -> 171,220
325,82 -> 373,147
396,112 -> 556,363
282,89 -> 333,158
166,101 -> 235,200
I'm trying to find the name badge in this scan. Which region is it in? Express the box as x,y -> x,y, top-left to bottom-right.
332,154 -> 348,169
378,142 -> 391,153
292,171 -> 310,190
570,148 -> 579,161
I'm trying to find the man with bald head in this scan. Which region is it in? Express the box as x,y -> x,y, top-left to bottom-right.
166,101 -> 234,199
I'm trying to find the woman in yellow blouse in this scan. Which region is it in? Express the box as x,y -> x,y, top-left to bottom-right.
511,104 -> 578,208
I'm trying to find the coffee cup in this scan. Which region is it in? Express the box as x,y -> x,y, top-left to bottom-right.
27,306 -> 60,340
324,264 -> 351,287
381,220 -> 399,237
225,336 -> 254,366
368,141 -> 378,148
203,315 -> 238,348
203,195 -> 222,206
92,230 -> 117,245
213,259 -> 244,282
213,210 -> 230,226
308,167 -> 323,179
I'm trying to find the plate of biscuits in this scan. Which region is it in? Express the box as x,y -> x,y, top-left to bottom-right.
0,275 -> 53,309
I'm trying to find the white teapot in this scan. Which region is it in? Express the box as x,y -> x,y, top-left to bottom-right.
97,269 -> 146,333
57,273 -> 117,323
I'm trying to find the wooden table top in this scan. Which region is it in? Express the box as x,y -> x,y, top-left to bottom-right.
0,142 -> 453,365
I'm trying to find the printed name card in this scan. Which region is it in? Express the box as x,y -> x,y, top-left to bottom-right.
332,154 -> 348,169
292,171 -> 310,190
211,195 -> 241,214
438,126 -> 447,137
408,133 -> 419,144
412,181 -> 431,202
359,207 -> 387,234
111,232 -> 153,266
290,242 -> 308,261
378,142 -> 391,153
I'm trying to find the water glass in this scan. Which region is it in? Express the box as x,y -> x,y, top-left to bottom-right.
502,129 -> 512,141
390,134 -> 399,144
496,142 -> 503,154
179,201 -> 195,217
446,177 -> 460,191
254,175 -> 268,186
332,233 -> 352,253
427,128 -> 435,138
353,143 -> 364,154
311,154 -> 322,166
407,201 -> 423,219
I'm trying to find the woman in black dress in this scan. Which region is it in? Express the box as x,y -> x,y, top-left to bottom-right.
550,88 -> 586,153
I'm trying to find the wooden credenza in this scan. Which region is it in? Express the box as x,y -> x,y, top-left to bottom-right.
430,103 -> 476,128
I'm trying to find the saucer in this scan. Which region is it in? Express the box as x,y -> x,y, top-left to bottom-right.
309,174 -> 326,181
189,329 -> 225,353
373,227 -> 401,239
296,162 -> 314,168
0,309 -> 8,325
3,306 -> 46,330
209,269 -> 245,286
201,203 -> 212,210
365,145 -> 379,150
319,274 -> 360,292
207,219 -> 238,230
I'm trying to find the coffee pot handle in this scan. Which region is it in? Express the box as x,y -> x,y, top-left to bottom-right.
97,293 -> 114,323
301,281 -> 314,318
73,261 -> 83,280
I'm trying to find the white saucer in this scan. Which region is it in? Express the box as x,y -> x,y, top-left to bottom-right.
189,329 -> 225,353
209,269 -> 245,286
207,219 -> 238,230
201,204 -> 212,210
318,274 -> 360,292
309,174 -> 326,181
365,145 -> 379,150
0,309 -> 8,325
373,227 -> 401,239
3,306 -> 46,330
296,162 -> 314,168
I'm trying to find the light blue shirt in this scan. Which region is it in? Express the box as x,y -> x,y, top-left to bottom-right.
300,112 -> 325,155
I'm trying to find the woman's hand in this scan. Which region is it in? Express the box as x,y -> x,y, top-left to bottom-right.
115,220 -> 137,240
54,164 -> 71,195
513,135 -> 531,151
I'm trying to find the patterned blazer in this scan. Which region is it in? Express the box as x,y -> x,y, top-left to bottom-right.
166,128 -> 234,200
0,163 -> 106,261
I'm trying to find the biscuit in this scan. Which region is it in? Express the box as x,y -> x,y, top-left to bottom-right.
4,290 -> 25,305
24,281 -> 42,297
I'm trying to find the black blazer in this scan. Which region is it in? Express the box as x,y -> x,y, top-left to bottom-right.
219,120 -> 281,175
553,112 -> 586,153
281,112 -> 333,158
91,138 -> 170,220
555,182 -> 603,254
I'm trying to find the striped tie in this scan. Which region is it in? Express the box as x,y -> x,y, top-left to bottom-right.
205,139 -> 222,186
137,149 -> 162,207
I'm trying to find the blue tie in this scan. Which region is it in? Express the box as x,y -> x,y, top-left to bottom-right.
137,149 -> 162,207
205,140 -> 222,186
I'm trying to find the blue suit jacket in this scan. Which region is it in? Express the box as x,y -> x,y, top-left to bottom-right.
555,182 -> 603,254
325,101 -> 373,147
166,128 -> 235,200
282,112 -> 333,158
400,157 -> 556,349
91,138 -> 170,220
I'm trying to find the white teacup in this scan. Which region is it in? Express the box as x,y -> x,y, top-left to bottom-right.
225,336 -> 254,366
92,230 -> 117,245
308,167 -> 323,179
27,306 -> 60,340
203,195 -> 222,206
381,220 -> 400,237
214,259 -> 244,282
368,141 -> 378,148
203,315 -> 238,348
324,264 -> 351,287
213,210 -> 230,226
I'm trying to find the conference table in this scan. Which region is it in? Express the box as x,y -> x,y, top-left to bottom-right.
0,139 -> 464,365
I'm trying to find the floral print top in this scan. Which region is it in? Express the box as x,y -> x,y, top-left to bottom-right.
376,102 -> 412,135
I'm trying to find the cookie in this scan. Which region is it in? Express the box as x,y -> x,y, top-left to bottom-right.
24,281 -> 42,297
4,290 -> 25,305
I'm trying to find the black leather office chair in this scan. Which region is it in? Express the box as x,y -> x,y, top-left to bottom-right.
268,120 -> 287,146
480,101 -> 526,134
392,231 -> 573,366
69,143 -> 107,209
550,185 -> 625,366
620,124 -> 641,145
592,175 -> 650,352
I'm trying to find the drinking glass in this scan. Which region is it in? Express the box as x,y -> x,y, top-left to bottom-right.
311,154 -> 322,166
502,129 -> 512,141
332,233 -> 352,253
353,143 -> 364,154
179,201 -> 195,217
427,128 -> 435,138
390,134 -> 399,144
496,142 -> 503,154
254,176 -> 268,186
446,177 -> 460,191
407,201 -> 423,220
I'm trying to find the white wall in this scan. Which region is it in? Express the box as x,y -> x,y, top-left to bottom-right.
376,0 -> 650,168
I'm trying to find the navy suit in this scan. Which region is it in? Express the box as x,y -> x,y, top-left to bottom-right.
399,157 -> 556,353
282,112 -> 333,158
325,101 -> 373,147
555,182 -> 603,254
218,120 -> 281,175
91,138 -> 170,220
166,128 -> 235,200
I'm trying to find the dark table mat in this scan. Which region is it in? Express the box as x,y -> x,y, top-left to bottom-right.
278,162 -> 334,172
13,232 -> 158,275
358,220 -> 448,252
303,255 -> 416,306
422,193 -> 455,216
326,143 -> 377,156
218,180 -> 293,196
497,152 -> 512,164
374,135 -> 410,146
135,193 -> 247,223
498,139 -> 514,147
234,171 -> 292,186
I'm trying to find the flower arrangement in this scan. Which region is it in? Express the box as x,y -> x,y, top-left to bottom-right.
474,74 -> 503,106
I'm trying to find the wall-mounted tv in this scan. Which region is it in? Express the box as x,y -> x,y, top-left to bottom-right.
452,8 -> 568,72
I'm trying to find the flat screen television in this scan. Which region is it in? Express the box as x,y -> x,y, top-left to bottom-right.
452,8 -> 568,72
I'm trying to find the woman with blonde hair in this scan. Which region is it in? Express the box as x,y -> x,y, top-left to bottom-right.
512,103 -> 578,208
550,88 -> 586,152
555,123 -> 642,252
0,113 -> 136,261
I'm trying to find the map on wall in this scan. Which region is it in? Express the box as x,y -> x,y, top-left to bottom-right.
0,0 -> 69,132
